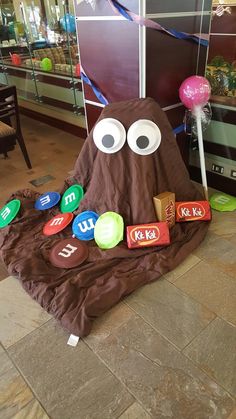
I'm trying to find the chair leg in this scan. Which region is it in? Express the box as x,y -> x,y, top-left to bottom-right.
17,133 -> 32,169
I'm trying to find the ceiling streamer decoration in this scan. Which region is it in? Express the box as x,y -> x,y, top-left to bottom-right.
212,4 -> 231,16
81,66 -> 109,105
77,0 -> 96,9
107,0 -> 209,47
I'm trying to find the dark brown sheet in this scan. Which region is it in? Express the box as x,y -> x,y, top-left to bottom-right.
0,98 -> 209,337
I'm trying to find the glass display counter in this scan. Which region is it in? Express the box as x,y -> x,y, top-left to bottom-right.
0,0 -> 86,134
189,0 -> 236,195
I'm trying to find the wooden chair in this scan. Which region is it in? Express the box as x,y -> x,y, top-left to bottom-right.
0,85 -> 32,169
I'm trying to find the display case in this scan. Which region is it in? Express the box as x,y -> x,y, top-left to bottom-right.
0,0 -> 86,136
189,0 -> 236,195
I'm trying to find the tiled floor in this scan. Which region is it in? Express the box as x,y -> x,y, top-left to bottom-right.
0,117 -> 236,418
0,115 -> 84,207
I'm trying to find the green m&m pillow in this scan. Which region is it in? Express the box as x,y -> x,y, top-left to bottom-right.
210,193 -> 236,212
94,211 -> 124,249
0,199 -> 21,228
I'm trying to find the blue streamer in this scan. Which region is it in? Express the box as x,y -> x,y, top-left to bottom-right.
168,28 -> 209,47
81,68 -> 186,136
112,0 -> 132,21
173,124 -> 185,135
109,0 -> 208,47
81,71 -> 109,106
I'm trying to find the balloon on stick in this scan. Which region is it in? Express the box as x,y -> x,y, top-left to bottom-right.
179,76 -> 211,200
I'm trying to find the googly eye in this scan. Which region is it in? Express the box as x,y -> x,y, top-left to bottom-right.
127,119 -> 161,155
93,118 -> 126,154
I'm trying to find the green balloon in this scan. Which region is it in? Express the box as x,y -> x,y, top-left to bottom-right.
60,184 -> 84,213
41,57 -> 53,72
94,211 -> 124,249
210,193 -> 236,212
0,199 -> 21,228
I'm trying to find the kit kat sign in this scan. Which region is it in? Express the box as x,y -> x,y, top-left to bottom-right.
176,201 -> 211,222
127,222 -> 170,249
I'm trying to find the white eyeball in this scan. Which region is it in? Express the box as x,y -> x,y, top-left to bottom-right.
127,119 -> 161,155
93,118 -> 126,154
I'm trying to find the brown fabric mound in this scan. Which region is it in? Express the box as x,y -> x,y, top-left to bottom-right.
0,98 -> 209,337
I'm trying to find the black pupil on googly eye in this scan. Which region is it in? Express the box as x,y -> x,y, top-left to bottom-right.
102,134 -> 115,148
136,136 -> 149,149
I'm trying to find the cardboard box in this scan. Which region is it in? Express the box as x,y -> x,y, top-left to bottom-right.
153,192 -> 175,228
175,201 -> 211,222
127,222 -> 170,249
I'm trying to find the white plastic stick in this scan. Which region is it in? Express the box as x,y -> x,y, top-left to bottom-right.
194,106 -> 208,200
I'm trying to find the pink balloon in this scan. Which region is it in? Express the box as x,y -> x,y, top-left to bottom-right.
179,76 -> 211,110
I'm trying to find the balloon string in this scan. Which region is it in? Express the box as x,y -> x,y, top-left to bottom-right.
107,0 -> 209,47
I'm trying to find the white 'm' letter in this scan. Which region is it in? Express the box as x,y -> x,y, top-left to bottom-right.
58,244 -> 77,258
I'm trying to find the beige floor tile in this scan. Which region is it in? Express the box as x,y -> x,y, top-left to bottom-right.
0,344 -> 14,376
209,210 -> 236,240
82,303 -> 135,344
164,254 -> 201,283
0,360 -> 34,419
119,403 -> 151,419
12,399 -> 49,419
0,261 -> 8,281
194,225 -> 236,280
9,319 -> 134,419
227,407 -> 236,419
125,278 -> 215,349
229,234 -> 236,246
184,318 -> 236,397
174,261 -> 236,325
85,312 -> 234,419
208,247 -> 236,280
0,276 -> 51,348
193,232 -> 233,261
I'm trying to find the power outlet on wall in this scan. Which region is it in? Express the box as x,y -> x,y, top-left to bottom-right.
231,169 -> 236,179
212,164 -> 224,174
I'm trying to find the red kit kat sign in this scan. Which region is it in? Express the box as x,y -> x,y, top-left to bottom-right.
176,201 -> 211,222
127,222 -> 170,249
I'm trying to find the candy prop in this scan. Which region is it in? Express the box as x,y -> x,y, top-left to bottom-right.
41,57 -> 53,72
43,213 -> 74,236
153,192 -> 175,228
0,199 -> 21,228
127,222 -> 170,249
35,192 -> 61,210
60,185 -> 84,213
213,4 -> 231,17
210,193 -> 236,212
184,103 -> 212,137
175,201 -> 211,222
72,211 -> 99,241
0,97 -> 210,338
49,237 -> 88,268
179,76 -> 211,200
94,212 -> 124,249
